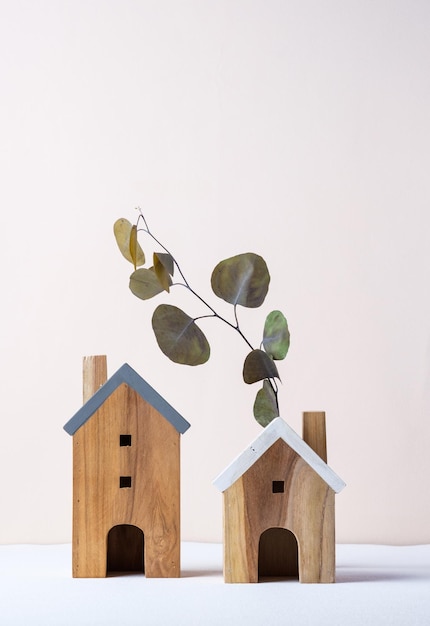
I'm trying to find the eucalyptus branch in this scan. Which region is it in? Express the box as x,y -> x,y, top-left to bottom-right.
136,209 -> 256,353
114,209 -> 290,426
136,210 -> 190,288
193,312 -> 255,352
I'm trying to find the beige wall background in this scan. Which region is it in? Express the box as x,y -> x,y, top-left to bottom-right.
1,0 -> 429,545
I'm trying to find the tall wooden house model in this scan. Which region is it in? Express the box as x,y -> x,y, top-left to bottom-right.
213,412 -> 345,583
64,356 -> 190,578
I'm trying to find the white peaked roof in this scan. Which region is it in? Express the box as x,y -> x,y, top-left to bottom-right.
213,417 -> 346,494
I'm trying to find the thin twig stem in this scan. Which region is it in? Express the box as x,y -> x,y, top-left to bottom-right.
135,209 -> 278,410
137,209 -> 255,351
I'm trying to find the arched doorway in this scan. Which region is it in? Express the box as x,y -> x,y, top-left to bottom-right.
258,528 -> 299,581
107,525 -> 144,575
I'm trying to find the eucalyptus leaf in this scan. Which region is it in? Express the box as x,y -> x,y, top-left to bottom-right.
129,225 -> 139,270
154,252 -> 174,275
253,380 -> 279,427
152,304 -> 210,366
114,218 -> 145,266
262,310 -> 290,360
153,252 -> 174,292
129,267 -> 164,300
211,252 -> 270,308
243,349 -> 280,384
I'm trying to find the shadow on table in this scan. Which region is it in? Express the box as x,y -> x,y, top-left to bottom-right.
336,568 -> 429,583
180,568 -> 223,578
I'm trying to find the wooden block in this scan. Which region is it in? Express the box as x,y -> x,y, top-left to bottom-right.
72,382 -> 181,577
83,355 -> 107,402
222,439 -> 335,583
214,417 -> 344,584
303,411 -> 327,462
68,358 -> 187,578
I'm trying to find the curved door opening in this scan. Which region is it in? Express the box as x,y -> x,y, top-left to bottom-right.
258,528 -> 299,581
107,524 -> 144,576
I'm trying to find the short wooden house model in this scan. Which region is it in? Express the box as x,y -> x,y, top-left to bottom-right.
64,355 -> 190,578
213,412 -> 345,583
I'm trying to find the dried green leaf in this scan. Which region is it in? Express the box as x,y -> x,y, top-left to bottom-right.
114,218 -> 145,266
153,252 -> 174,293
211,252 -> 270,308
129,225 -> 138,270
129,267 -> 164,300
243,349 -> 280,384
262,310 -> 290,360
253,380 -> 279,427
152,304 -> 210,366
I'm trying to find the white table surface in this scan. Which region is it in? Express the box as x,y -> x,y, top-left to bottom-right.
1,542 -> 429,625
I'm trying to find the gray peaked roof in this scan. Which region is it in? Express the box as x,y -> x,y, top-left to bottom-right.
64,363 -> 191,436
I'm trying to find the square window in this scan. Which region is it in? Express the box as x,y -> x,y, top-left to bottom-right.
119,476 -> 132,488
120,434 -> 132,446
272,480 -> 285,493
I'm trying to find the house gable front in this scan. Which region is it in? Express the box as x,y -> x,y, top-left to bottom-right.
213,418 -> 345,584
222,437 -> 336,582
72,381 -> 182,578
66,360 -> 188,578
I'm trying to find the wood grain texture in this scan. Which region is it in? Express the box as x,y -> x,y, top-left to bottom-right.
72,380 -> 181,578
223,438 -> 335,583
302,411 -> 327,462
82,355 -> 107,402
